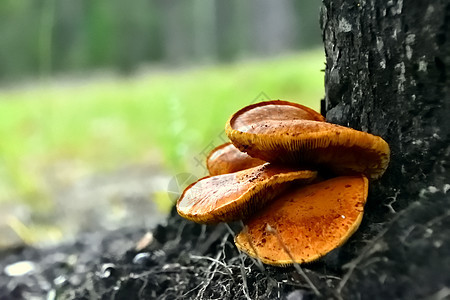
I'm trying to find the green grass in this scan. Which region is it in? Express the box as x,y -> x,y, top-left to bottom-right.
0,49 -> 325,209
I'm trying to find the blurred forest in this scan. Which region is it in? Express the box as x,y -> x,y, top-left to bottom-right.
0,0 -> 321,82
0,0 -> 324,248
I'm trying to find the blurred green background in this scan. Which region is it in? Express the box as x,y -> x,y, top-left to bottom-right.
0,0 -> 324,248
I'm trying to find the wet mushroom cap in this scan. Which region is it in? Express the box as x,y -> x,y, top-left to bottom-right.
177,163 -> 316,224
226,112 -> 390,179
234,175 -> 368,266
207,142 -> 266,176
230,100 -> 325,131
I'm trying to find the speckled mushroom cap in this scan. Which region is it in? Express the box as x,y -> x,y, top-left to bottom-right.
207,142 -> 266,176
234,175 -> 368,266
225,102 -> 390,180
177,163 -> 316,224
229,100 -> 325,128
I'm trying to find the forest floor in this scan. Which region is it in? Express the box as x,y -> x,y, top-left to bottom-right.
1,186 -> 448,300
0,206 -> 338,300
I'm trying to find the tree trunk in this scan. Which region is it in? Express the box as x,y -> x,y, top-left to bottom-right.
320,0 -> 450,298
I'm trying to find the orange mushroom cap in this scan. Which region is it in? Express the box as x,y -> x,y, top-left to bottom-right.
226,103 -> 390,179
230,100 -> 325,130
234,175 -> 368,266
207,142 -> 266,176
177,163 -> 316,224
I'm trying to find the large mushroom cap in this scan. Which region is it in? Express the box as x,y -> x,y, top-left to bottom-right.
230,100 -> 325,130
235,175 -> 368,266
177,163 -> 316,224
226,103 -> 390,179
207,142 -> 266,176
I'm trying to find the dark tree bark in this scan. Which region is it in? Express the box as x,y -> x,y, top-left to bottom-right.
320,0 -> 450,298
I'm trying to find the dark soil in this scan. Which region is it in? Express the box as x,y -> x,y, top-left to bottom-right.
0,207 -> 338,300
1,185 -> 449,299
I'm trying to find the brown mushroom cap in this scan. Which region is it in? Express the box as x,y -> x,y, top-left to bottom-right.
177,163 -> 316,224
231,100 -> 325,131
207,142 -> 266,176
234,175 -> 368,266
226,104 -> 390,179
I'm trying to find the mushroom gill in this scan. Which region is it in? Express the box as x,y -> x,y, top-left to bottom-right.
234,175 -> 368,266
226,102 -> 390,179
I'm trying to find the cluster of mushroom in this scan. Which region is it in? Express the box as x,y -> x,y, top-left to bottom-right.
177,100 -> 390,266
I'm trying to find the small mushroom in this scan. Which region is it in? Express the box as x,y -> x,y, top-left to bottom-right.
234,175 -> 368,266
177,163 -> 316,224
226,102 -> 390,179
207,142 -> 266,176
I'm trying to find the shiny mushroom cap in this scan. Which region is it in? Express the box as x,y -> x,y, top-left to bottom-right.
230,100 -> 325,131
226,103 -> 390,179
234,175 -> 368,266
207,142 -> 266,176
177,163 -> 316,224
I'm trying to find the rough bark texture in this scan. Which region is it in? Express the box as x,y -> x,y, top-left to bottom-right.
321,0 -> 450,298
1,1 -> 449,299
